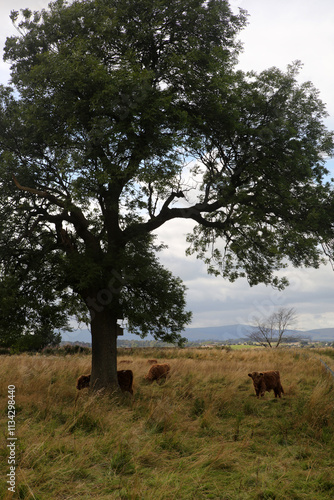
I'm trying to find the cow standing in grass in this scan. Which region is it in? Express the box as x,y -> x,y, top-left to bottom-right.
76,374 -> 91,390
76,370 -> 133,394
145,363 -> 170,383
248,371 -> 284,398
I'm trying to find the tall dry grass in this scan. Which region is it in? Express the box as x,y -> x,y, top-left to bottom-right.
1,348 -> 334,499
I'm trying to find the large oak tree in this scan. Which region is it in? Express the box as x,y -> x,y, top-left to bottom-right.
0,0 -> 333,391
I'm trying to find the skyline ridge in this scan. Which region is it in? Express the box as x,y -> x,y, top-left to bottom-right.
62,324 -> 334,344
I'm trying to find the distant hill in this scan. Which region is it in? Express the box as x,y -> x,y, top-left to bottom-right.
62,329 -> 92,344
61,324 -> 251,344
305,328 -> 334,342
62,324 -> 334,344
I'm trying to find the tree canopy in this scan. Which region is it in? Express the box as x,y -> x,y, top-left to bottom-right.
0,0 -> 333,389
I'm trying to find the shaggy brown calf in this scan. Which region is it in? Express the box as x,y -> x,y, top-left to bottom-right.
145,363 -> 170,383
76,374 -> 91,390
76,370 -> 133,394
117,370 -> 134,394
248,371 -> 284,398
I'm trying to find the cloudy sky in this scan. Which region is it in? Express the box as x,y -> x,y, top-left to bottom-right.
1,0 -> 333,332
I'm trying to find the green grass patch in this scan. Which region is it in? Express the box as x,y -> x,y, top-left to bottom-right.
229,344 -> 262,350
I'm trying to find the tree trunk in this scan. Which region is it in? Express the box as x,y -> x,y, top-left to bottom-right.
90,307 -> 120,393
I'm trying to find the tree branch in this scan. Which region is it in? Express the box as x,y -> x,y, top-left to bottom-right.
160,190 -> 186,213
122,193 -> 230,241
12,175 -> 102,255
12,175 -> 68,210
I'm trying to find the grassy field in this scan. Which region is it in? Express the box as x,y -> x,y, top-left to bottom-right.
1,348 -> 334,499
229,344 -> 261,350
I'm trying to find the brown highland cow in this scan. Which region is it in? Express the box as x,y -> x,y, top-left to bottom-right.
145,363 -> 170,383
248,370 -> 284,398
76,374 -> 91,390
76,370 -> 133,394
117,370 -> 134,394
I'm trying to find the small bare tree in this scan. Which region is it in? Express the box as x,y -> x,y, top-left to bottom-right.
247,307 -> 298,348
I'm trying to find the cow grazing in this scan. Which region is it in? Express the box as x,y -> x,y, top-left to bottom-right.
145,363 -> 170,383
248,371 -> 284,398
76,370 -> 133,394
76,374 -> 91,390
117,369 -> 134,395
